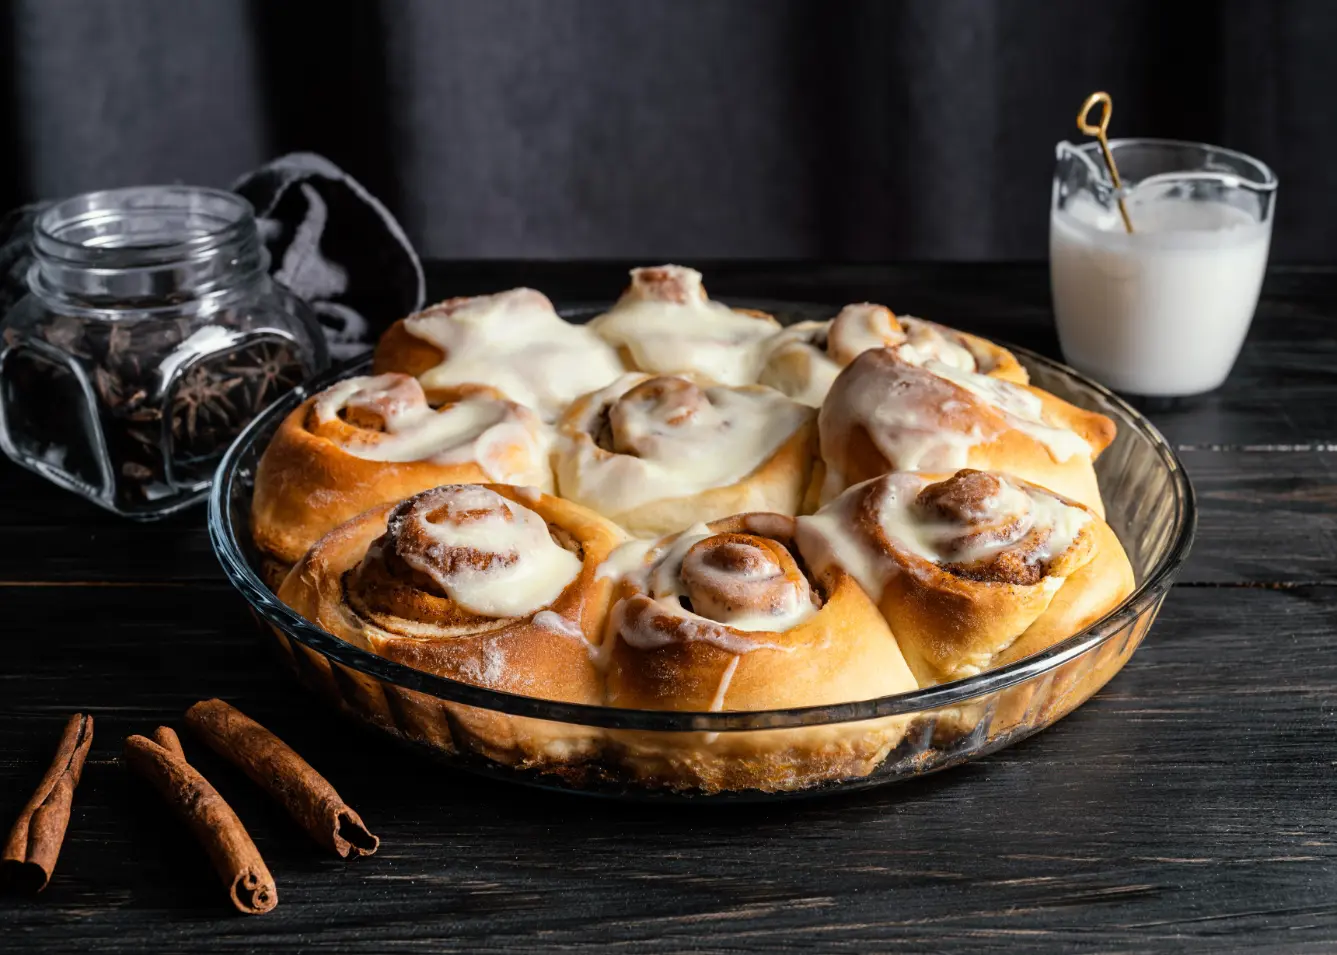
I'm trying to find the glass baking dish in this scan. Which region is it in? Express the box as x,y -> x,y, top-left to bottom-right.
208,302 -> 1196,801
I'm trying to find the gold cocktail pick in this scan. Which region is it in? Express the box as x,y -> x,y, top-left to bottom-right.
1077,91 -> 1134,233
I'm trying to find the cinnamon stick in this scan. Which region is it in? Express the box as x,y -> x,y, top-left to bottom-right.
123,732 -> 277,915
184,699 -> 378,859
152,725 -> 185,760
1,713 -> 93,893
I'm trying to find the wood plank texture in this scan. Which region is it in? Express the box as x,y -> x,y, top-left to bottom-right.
1,585 -> 1334,952
2,262 -> 1334,952
1178,450 -> 1337,584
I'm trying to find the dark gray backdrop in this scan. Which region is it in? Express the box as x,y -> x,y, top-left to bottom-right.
2,0 -> 1331,260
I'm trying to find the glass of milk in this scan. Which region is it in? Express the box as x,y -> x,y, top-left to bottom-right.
1050,139 -> 1277,396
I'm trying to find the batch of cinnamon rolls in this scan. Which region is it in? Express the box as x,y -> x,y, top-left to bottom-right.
252,265 -> 1135,792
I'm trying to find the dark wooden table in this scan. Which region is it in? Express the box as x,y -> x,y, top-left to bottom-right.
3,263 -> 1335,953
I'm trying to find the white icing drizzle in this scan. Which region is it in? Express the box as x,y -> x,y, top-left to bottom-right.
588,265 -> 776,385
596,537 -> 659,581
758,307 -> 1007,408
404,288 -> 624,421
531,609 -> 587,640
650,526 -> 814,632
555,373 -> 812,515
755,321 -> 841,408
613,601 -> 789,655
533,607 -> 618,670
897,317 -> 983,372
387,485 -> 581,617
458,638 -> 508,686
819,352 -> 1091,499
709,655 -> 741,711
923,360 -> 1091,462
796,472 -> 1092,601
819,356 -> 980,489
608,523 -> 811,654
310,373 -> 552,487
702,653 -> 742,742
511,484 -> 544,504
825,303 -> 902,366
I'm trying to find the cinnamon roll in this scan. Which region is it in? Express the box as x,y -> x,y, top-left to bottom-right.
599,513 -> 917,792
796,469 -> 1134,689
817,348 -> 1115,515
251,374 -> 553,585
758,303 -> 1028,407
373,288 -> 625,421
587,265 -> 780,385
277,484 -> 627,767
553,373 -> 816,537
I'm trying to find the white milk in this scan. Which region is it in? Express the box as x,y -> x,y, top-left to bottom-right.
1050,192 -> 1271,396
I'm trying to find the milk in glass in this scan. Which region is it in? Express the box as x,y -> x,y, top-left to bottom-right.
1049,140 -> 1276,396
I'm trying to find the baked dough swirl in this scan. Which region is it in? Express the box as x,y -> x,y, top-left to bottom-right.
587,265 -> 779,385
796,469 -> 1134,687
554,372 -> 816,537
759,303 -> 1029,407
251,373 -> 552,578
278,484 -> 626,766
817,348 -> 1115,515
600,513 -> 917,792
373,288 -> 625,421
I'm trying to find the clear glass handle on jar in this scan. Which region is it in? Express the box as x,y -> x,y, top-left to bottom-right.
0,186 -> 328,518
0,332 -> 115,500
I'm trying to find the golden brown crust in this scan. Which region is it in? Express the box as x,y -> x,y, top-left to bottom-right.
277,485 -> 626,768
372,318 -> 445,380
372,291 -> 626,421
938,530 -> 1146,747
608,265 -> 780,330
733,306 -> 782,327
755,321 -> 831,402
250,378 -> 550,566
989,517 -> 1135,668
248,267 -> 1145,793
372,295 -> 526,386
818,349 -> 1114,516
602,513 -> 918,791
758,307 -> 1030,408
587,267 -> 779,386
260,556 -> 295,593
964,331 -> 1028,385
899,317 -> 1030,385
607,421 -> 815,537
553,374 -> 817,538
799,470 -> 1134,687
603,318 -> 781,379
907,470 -> 1087,585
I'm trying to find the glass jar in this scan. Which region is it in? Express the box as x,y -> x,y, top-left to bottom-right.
0,185 -> 329,519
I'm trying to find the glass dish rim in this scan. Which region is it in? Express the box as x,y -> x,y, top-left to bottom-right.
208,305 -> 1196,733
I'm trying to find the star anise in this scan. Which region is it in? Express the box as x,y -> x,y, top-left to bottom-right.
105,323 -> 139,372
228,340 -> 304,413
94,365 -> 123,406
39,315 -> 91,358
171,363 -> 244,446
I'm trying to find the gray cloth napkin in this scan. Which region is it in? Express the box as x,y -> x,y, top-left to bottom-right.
0,202 -> 43,324
1,153 -> 425,360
